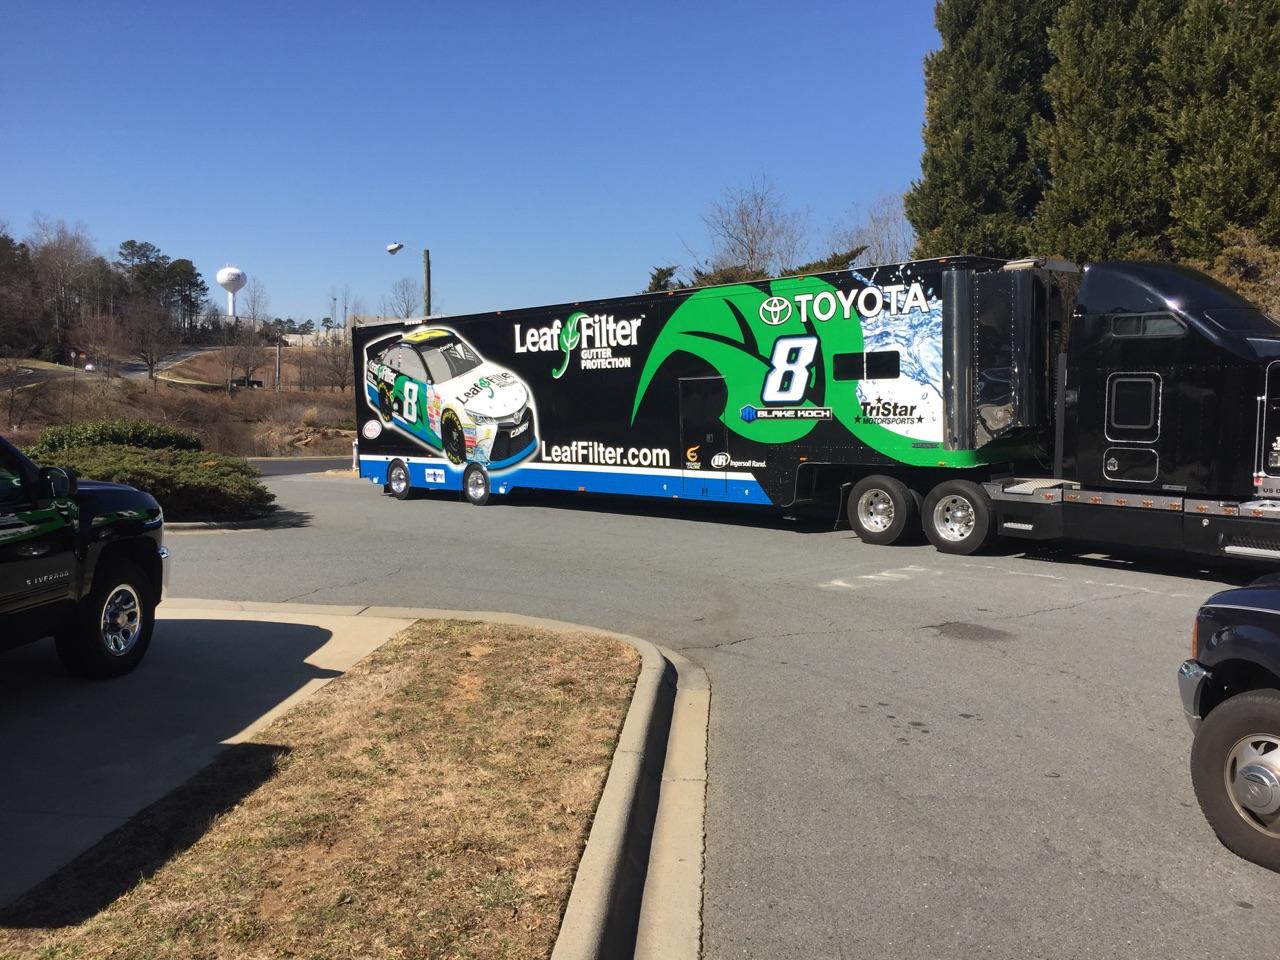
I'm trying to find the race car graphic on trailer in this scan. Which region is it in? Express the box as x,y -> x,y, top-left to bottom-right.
364,327 -> 537,469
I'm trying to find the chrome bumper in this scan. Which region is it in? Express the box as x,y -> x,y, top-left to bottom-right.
159,545 -> 171,599
1178,660 -> 1212,733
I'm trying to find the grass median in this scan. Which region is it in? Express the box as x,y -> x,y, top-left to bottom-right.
0,620 -> 640,960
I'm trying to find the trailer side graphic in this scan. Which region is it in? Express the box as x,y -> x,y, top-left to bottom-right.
353,256 -> 1280,561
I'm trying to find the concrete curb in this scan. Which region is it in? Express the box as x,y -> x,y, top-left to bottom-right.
164,599 -> 697,959
635,649 -> 708,960
164,518 -> 285,531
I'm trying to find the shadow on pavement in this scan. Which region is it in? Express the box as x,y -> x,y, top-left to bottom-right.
0,741 -> 288,928
0,617 -> 338,915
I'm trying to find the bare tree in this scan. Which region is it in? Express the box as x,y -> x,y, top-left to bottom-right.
73,312 -> 127,377
700,176 -> 806,278
238,276 -> 271,330
1,358 -> 52,428
834,193 -> 916,266
124,296 -> 182,385
318,328 -> 353,392
384,277 -> 423,319
26,217 -> 96,350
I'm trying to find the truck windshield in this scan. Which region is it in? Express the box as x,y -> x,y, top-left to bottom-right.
1204,309 -> 1280,337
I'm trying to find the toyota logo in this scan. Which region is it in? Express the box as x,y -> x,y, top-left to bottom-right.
759,296 -> 792,325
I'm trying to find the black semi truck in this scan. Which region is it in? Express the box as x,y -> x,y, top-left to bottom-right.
351,256 -> 1280,560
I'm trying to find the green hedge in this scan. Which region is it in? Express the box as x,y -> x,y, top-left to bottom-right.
27,419 -> 203,459
50,444 -> 275,522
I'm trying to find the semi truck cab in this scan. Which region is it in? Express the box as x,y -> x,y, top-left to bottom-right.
979,260 -> 1280,560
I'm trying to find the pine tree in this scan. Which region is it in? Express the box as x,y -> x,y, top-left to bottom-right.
904,0 -> 1057,259
1032,0 -> 1181,261
1158,0 -> 1280,259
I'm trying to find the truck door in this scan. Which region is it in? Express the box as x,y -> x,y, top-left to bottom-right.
0,448 -> 78,622
679,377 -> 728,497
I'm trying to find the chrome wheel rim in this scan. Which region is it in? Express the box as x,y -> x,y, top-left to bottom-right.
100,584 -> 141,656
856,489 -> 895,533
467,469 -> 487,501
1225,734 -> 1280,836
933,494 -> 975,542
390,465 -> 408,495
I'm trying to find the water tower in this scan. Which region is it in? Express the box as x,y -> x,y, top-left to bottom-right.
216,266 -> 247,317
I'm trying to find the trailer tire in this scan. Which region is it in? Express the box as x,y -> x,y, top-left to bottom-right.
386,459 -> 413,500
463,464 -> 491,506
442,410 -> 466,466
848,475 -> 917,545
1191,690 -> 1280,873
922,479 -> 994,555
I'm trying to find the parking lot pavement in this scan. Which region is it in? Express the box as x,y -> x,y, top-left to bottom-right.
0,605 -> 410,908
166,475 -> 1280,958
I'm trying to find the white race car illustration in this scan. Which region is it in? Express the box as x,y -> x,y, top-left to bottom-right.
364,327 -> 536,468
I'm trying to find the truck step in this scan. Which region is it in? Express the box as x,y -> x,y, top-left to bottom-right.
1000,478 -> 1077,495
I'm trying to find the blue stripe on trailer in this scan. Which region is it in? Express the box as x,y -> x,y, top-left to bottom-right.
359,456 -> 772,506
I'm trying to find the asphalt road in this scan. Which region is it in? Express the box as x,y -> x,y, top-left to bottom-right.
166,474 -> 1279,959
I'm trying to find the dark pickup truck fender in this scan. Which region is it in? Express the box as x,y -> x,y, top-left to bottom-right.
1192,580 -> 1280,717
74,479 -> 166,600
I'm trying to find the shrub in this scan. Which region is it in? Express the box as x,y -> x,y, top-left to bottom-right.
27,418 -> 204,460
48,444 -> 275,522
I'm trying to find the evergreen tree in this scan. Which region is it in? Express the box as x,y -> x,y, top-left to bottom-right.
1033,0 -> 1181,261
1159,0 -> 1280,259
904,0 -> 1057,259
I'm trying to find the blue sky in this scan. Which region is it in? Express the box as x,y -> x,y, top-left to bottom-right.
0,1 -> 940,320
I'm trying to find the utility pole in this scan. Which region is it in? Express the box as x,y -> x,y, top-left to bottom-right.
422,248 -> 431,317
275,338 -> 282,392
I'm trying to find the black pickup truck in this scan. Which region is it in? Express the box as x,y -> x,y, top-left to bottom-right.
1180,576 -> 1280,871
0,434 -> 169,677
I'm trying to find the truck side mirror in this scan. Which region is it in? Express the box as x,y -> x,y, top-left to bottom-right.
40,466 -> 78,500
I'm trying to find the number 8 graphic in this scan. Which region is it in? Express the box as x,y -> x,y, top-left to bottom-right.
762,336 -> 818,403
402,381 -> 419,423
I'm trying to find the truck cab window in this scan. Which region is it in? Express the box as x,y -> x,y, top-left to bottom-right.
1108,374 -> 1160,441
1110,313 -> 1185,338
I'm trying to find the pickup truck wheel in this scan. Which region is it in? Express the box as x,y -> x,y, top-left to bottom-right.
386,459 -> 413,500
848,475 -> 917,545
1192,690 -> 1280,872
922,479 -> 994,555
55,560 -> 155,679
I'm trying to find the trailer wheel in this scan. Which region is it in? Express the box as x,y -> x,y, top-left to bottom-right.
386,459 -> 413,500
442,410 -> 466,466
1191,690 -> 1280,872
848,475 -> 917,545
922,479 -> 994,555
463,464 -> 491,506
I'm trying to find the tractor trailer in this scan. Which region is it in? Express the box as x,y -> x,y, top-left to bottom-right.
352,256 -> 1280,559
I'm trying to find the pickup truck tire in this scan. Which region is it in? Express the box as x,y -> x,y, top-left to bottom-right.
55,559 -> 155,679
849,475 -> 917,545
1191,689 -> 1280,872
922,480 -> 995,555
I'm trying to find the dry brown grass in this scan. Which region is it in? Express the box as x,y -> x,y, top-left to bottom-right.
0,621 -> 639,960
5,373 -> 356,457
